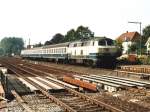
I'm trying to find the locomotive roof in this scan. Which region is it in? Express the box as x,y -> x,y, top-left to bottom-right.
90,37 -> 112,41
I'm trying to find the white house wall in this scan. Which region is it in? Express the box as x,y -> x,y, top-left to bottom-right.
122,41 -> 132,54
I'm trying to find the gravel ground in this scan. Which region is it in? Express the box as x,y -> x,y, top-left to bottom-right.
32,61 -> 113,75
30,60 -> 150,110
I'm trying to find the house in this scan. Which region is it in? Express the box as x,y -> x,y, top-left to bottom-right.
145,37 -> 150,54
116,31 -> 140,54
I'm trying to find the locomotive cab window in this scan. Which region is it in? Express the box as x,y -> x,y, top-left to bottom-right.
98,39 -> 114,46
77,42 -> 82,47
106,39 -> 114,46
98,39 -> 106,46
93,41 -> 94,46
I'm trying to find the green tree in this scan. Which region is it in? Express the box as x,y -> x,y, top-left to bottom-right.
44,26 -> 95,45
128,43 -> 137,53
0,37 -> 24,56
115,40 -> 123,51
44,33 -> 64,45
44,41 -> 53,45
0,48 -> 4,56
63,26 -> 94,42
75,26 -> 94,40
51,33 -> 64,44
64,29 -> 76,42
142,25 -> 150,45
33,42 -> 43,47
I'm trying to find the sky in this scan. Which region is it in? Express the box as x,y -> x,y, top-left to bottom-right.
0,0 -> 149,45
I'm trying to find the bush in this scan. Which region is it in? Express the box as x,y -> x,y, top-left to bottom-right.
137,55 -> 149,64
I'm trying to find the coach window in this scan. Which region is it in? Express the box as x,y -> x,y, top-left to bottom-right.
83,41 -> 90,46
59,49 -> 61,53
93,41 -> 94,46
69,44 -> 73,47
81,42 -> 84,46
62,49 -> 63,53
83,42 -> 86,46
74,43 -> 77,47
64,48 -> 66,52
81,50 -> 83,55
77,42 -> 82,47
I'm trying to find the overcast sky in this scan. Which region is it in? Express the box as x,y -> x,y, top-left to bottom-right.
0,0 -> 149,45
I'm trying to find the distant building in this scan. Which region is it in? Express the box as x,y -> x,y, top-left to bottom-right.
116,31 -> 140,54
145,37 -> 150,54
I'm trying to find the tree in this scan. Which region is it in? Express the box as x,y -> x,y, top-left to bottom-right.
75,26 -> 94,40
64,29 -> 76,42
0,48 -> 4,56
128,43 -> 137,53
0,37 -> 24,56
142,25 -> 150,45
44,41 -> 53,45
44,26 -> 95,45
63,26 -> 95,42
115,40 -> 123,51
33,42 -> 43,47
51,33 -> 64,44
44,33 -> 64,45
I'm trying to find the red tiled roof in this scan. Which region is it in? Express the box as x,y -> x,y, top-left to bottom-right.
116,31 -> 140,42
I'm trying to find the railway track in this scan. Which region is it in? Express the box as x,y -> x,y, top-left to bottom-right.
89,93 -> 150,112
11,90 -> 34,112
22,93 -> 64,112
0,58 -> 123,112
11,89 -> 64,112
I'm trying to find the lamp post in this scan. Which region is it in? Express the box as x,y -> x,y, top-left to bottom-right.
128,21 -> 142,55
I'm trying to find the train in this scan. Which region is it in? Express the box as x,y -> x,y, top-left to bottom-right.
21,37 -> 121,67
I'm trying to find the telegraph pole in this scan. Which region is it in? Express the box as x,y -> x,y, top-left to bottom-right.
128,21 -> 142,55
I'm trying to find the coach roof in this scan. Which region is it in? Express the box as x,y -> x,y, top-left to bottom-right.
42,42 -> 70,48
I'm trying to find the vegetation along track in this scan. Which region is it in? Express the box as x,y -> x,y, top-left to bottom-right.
0,58 -> 123,112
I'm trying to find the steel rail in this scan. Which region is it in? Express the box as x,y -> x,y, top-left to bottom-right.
11,90 -> 34,112
1,61 -> 76,112
1,59 -> 124,112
